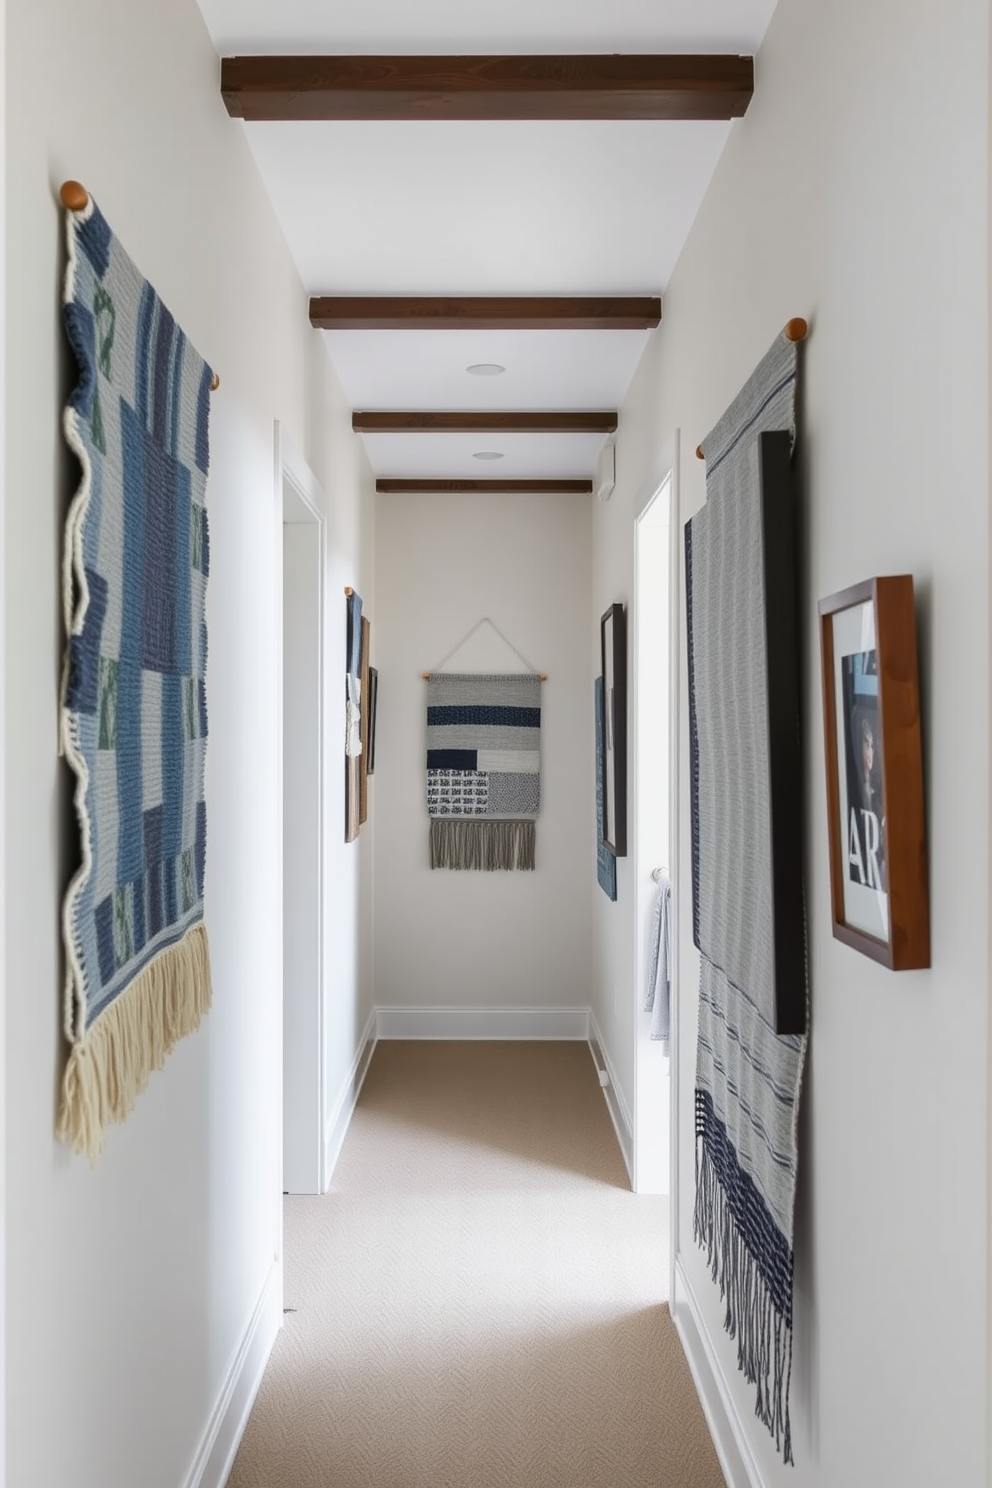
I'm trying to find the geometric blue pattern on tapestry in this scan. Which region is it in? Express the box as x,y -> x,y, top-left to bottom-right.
425,673 -> 541,871
426,674 -> 541,819
60,193 -> 212,1046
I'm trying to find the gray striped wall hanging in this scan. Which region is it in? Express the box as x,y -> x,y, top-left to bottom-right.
426,673 -> 541,870
687,327 -> 809,1463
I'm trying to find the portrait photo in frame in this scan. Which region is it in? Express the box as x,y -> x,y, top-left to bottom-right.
600,603 -> 627,857
818,575 -> 929,969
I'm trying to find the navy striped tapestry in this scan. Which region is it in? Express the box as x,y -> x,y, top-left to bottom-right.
687,329 -> 809,1463
426,673 -> 541,869
58,193 -> 213,1161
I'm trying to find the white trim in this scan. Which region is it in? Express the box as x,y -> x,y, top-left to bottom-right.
631,449 -> 676,1196
275,422 -> 328,1196
375,1005 -> 590,1041
0,0 -> 6,1462
588,1012 -> 634,1184
667,432 -> 682,1305
183,1259 -> 283,1488
323,1010 -> 378,1185
672,1258 -> 764,1488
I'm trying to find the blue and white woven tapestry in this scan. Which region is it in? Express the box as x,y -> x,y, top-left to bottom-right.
59,193 -> 213,1161
426,673 -> 540,869
687,330 -> 808,1462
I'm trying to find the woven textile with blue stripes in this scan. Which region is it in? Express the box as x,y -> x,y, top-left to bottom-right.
426,673 -> 541,869
687,331 -> 809,1462
59,194 -> 214,1162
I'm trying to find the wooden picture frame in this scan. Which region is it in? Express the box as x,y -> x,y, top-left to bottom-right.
818,575 -> 929,969
600,603 -> 627,856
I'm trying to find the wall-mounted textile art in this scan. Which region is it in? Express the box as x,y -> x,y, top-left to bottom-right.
594,676 -> 617,901
59,192 -> 214,1162
426,673 -> 541,870
687,327 -> 808,1462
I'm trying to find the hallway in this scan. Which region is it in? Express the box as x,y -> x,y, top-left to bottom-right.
228,1042 -> 722,1488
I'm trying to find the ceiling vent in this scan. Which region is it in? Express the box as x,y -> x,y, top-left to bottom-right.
595,438 -> 616,502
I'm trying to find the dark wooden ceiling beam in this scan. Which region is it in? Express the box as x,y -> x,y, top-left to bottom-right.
353,410 -> 618,433
376,478 -> 592,494
311,296 -> 660,330
221,54 -> 753,122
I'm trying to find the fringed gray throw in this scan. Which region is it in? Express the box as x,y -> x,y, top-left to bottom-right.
426,673 -> 540,870
687,329 -> 809,1464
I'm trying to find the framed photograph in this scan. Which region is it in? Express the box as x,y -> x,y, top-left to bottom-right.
600,603 -> 627,856
818,575 -> 929,969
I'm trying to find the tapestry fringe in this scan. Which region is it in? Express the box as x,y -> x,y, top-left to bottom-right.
56,923 -> 212,1165
430,819 -> 535,871
694,1137 -> 795,1465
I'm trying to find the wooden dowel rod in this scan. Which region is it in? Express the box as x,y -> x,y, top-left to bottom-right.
345,586 -> 354,596
210,373 -> 220,392
421,670 -> 548,680
59,180 -> 89,211
696,316 -> 809,457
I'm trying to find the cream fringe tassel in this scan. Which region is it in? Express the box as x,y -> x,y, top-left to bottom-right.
430,819 -> 535,871
57,923 -> 212,1165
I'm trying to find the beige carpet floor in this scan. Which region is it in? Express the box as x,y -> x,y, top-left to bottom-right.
227,1041 -> 725,1488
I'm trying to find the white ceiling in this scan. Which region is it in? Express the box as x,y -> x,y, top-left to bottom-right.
195,0 -> 781,487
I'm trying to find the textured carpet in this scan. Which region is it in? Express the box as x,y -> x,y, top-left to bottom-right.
227,1041 -> 725,1488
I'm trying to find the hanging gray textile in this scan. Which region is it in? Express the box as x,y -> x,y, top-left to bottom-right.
644,872 -> 671,1053
686,327 -> 809,1464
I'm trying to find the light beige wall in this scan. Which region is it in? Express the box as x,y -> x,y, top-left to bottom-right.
594,0 -> 989,1482
3,1 -> 372,1483
373,489 -> 593,1022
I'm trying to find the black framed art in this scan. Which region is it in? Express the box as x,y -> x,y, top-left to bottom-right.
600,603 -> 627,857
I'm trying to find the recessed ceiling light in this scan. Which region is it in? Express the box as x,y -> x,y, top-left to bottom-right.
473,450 -> 504,461
466,363 -> 506,376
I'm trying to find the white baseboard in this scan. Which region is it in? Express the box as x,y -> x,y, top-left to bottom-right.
323,1009 -> 378,1187
375,1005 -> 591,1041
183,1258 -> 282,1488
672,1255 -> 764,1488
587,1012 -> 634,1184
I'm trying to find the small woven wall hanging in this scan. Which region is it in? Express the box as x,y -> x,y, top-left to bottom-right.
424,621 -> 542,871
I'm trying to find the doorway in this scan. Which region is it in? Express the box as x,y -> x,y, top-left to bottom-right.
279,429 -> 326,1194
632,448 -> 679,1195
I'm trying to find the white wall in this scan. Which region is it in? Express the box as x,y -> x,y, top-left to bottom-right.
0,0 -> 6,1472
594,1 -> 990,1484
373,490 -> 593,1025
591,339 -> 673,1109
2,3 -> 373,1486
301,341 -> 378,1174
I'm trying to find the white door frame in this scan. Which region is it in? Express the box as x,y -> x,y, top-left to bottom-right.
630,435 -> 681,1216
275,423 -> 328,1194
0,0 -> 7,1464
